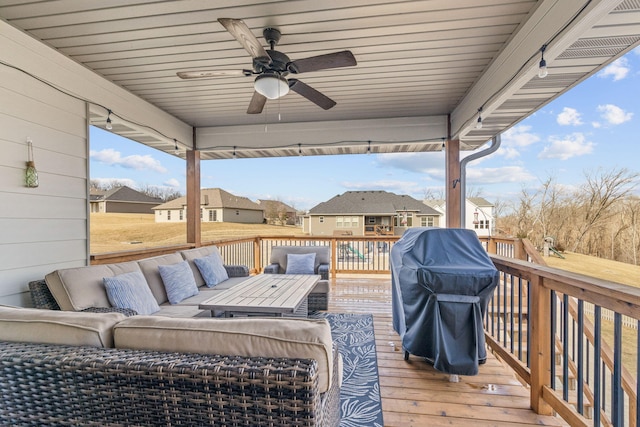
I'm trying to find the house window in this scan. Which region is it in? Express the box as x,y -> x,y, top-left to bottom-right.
167,210 -> 171,220
213,210 -> 217,221
209,210 -> 214,221
200,209 -> 203,219
368,217 -> 376,224
319,216 -> 324,223
179,210 -> 183,221
236,210 -> 240,215
395,213 -> 413,227
421,217 -> 434,227
336,216 -> 358,228
474,219 -> 490,230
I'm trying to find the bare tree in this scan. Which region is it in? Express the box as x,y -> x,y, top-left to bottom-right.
570,168 -> 638,252
137,184 -> 182,202
422,188 -> 444,200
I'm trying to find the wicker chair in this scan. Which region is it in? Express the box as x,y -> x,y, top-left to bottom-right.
263,246 -> 330,311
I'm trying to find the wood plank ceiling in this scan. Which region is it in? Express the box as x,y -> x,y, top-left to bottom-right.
1,0 -> 639,159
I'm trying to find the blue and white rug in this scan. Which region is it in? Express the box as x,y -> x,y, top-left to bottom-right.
315,313 -> 384,427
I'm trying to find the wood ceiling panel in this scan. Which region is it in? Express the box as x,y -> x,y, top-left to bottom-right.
2,0 -> 637,152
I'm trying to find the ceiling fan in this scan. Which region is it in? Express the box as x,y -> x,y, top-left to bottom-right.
176,18 -> 357,114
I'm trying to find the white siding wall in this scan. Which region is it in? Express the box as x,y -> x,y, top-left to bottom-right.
0,67 -> 89,307
0,20 -> 191,306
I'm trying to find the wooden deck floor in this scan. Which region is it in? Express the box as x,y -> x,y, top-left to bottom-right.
328,276 -> 567,427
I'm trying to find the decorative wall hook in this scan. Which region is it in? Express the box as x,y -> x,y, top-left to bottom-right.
25,138 -> 39,188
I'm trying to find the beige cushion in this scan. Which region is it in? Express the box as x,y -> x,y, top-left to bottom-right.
312,280 -> 330,294
45,262 -> 140,311
180,245 -> 221,287
0,306 -> 126,348
137,253 -> 184,304
114,316 -> 335,393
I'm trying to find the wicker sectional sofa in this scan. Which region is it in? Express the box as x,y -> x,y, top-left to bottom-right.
0,245 -> 340,425
36,245 -> 251,318
0,306 -> 341,426
31,245 -> 330,316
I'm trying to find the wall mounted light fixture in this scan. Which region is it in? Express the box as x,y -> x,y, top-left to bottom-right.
25,138 -> 39,188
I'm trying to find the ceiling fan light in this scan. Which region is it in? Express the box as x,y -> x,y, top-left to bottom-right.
254,74 -> 289,99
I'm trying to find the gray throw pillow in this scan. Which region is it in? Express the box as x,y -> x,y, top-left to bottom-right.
285,253 -> 316,274
194,252 -> 229,287
158,261 -> 199,304
104,271 -> 160,315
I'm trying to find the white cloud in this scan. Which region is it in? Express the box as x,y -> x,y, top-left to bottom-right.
375,152 -> 444,176
341,179 -> 423,195
598,57 -> 630,81
591,121 -> 602,128
496,125 -> 540,159
538,133 -> 595,160
597,104 -> 633,125
466,166 -> 535,184
90,148 -> 167,173
502,125 -> 540,147
556,107 -> 583,126
163,178 -> 181,188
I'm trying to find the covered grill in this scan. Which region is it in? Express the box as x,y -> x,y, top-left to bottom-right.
391,227 -> 499,376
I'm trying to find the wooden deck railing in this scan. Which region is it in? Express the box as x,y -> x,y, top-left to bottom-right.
90,234 -> 640,426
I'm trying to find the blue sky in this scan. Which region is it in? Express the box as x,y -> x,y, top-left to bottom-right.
90,47 -> 640,211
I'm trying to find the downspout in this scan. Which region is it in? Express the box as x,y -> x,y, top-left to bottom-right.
460,134 -> 501,226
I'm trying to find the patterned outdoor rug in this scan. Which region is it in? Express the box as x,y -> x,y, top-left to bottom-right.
314,313 -> 384,427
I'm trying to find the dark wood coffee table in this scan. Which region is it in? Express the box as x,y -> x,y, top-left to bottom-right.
199,274 -> 320,317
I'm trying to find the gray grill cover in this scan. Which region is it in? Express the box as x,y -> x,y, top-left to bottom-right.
391,227 -> 498,375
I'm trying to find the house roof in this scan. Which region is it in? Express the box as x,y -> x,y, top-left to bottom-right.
309,191 -> 440,216
2,3 -> 638,159
153,188 -> 262,211
89,186 -> 163,204
468,197 -> 494,208
425,197 -> 493,210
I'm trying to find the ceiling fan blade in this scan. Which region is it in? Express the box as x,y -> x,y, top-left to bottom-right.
218,18 -> 270,61
288,79 -> 336,110
288,50 -> 356,74
247,91 -> 267,114
177,69 -> 247,79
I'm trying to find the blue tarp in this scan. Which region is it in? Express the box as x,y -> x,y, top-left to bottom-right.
391,227 -> 499,375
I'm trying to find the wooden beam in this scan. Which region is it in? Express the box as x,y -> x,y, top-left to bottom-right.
445,138 -> 461,228
186,149 -> 201,246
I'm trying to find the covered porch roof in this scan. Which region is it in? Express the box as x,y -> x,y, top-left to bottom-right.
2,1 -> 639,159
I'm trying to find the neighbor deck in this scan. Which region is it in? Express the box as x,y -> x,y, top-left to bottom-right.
329,275 -> 567,427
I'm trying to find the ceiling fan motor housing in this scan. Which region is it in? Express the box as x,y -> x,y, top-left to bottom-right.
253,49 -> 291,75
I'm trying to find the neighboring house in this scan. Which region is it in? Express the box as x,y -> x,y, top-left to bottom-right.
89,186 -> 162,214
424,197 -> 494,237
153,188 -> 263,224
257,199 -> 297,226
304,191 -> 441,236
